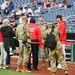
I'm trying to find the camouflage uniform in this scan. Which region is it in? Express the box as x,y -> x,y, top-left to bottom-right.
38,18 -> 47,63
42,25 -> 68,75
16,22 -> 31,68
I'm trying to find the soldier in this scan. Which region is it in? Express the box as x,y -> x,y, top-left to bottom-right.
38,18 -> 47,67
46,22 -> 55,70
15,16 -> 31,73
42,22 -> 68,75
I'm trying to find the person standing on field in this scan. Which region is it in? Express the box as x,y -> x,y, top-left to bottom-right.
42,22 -> 68,75
38,18 -> 47,67
16,16 -> 31,73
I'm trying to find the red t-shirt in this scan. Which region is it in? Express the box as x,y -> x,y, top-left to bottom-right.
58,20 -> 67,44
0,31 -> 3,42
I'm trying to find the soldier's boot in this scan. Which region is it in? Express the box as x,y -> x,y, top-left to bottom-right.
22,65 -> 31,73
42,58 -> 46,67
16,65 -> 20,72
42,62 -> 46,67
51,73 -> 55,75
51,72 -> 56,75
65,71 -> 68,75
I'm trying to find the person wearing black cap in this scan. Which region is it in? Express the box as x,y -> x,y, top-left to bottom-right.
56,15 -> 67,67
27,18 -> 42,70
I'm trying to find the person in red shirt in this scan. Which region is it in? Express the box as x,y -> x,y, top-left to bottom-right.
0,30 -> 7,69
56,15 -> 66,68
27,18 -> 42,70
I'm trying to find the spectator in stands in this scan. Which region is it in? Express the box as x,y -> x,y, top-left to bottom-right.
62,0 -> 68,5
6,0 -> 14,11
1,0 -> 7,10
12,12 -> 18,20
46,1 -> 51,7
34,7 -> 40,17
58,2 -> 63,7
3,7 -> 10,15
1,0 -> 14,11
23,5 -> 34,16
42,22 -> 68,75
16,11 -> 22,24
0,17 -> 3,24
51,2 -> 55,7
27,18 -> 42,71
0,28 -> 7,69
56,15 -> 67,68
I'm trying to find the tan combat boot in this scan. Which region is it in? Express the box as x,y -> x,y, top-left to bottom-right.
42,62 -> 46,67
22,65 -> 31,73
65,71 -> 68,75
16,65 -> 20,72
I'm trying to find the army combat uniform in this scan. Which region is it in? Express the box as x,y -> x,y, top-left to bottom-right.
15,19 -> 31,72
43,26 -> 68,75
38,18 -> 47,66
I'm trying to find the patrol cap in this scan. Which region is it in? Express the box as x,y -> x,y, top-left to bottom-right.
21,16 -> 28,22
38,18 -> 44,22
47,22 -> 55,28
47,22 -> 54,26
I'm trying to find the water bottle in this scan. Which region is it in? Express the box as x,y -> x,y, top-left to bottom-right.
9,47 -> 13,56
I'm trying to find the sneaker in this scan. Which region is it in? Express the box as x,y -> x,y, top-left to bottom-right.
57,64 -> 61,69
2,66 -> 6,70
0,66 -> 2,69
47,67 -> 51,70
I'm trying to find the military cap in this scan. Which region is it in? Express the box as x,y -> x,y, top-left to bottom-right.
47,22 -> 54,26
47,22 -> 55,28
21,16 -> 28,22
38,18 -> 44,22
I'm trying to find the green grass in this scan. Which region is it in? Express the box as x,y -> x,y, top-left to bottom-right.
0,69 -> 34,75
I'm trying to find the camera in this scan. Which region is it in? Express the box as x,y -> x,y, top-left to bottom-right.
22,39 -> 30,49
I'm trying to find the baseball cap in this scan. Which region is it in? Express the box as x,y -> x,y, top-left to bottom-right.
56,15 -> 62,19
